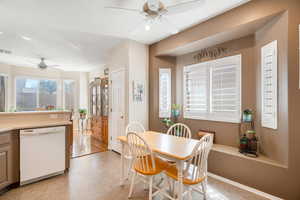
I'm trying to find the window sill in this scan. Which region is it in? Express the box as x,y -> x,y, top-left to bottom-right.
183,115 -> 241,124
212,144 -> 288,169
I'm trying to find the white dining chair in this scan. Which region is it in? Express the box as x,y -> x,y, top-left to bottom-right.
125,122 -> 146,179
167,123 -> 192,139
127,132 -> 168,200
163,134 -> 214,200
126,121 -> 146,134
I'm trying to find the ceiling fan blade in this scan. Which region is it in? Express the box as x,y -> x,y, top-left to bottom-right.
105,6 -> 141,13
166,0 -> 205,15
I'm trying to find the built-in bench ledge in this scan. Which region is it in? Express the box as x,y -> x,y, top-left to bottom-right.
211,144 -> 288,169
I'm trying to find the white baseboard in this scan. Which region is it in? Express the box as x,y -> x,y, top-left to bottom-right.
208,172 -> 283,200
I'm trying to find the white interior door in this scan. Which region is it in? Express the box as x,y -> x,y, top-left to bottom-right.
110,69 -> 125,153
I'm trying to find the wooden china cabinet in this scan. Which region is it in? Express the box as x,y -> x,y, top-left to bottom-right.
89,78 -> 109,145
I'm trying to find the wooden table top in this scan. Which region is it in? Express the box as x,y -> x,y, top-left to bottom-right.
118,131 -> 200,160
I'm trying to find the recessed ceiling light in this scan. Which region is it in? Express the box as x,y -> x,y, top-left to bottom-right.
21,35 -> 32,41
145,24 -> 151,31
171,29 -> 179,35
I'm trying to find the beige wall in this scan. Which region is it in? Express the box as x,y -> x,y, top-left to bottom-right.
254,12 -> 289,165
149,0 -> 300,199
107,40 -> 149,148
128,41 -> 149,130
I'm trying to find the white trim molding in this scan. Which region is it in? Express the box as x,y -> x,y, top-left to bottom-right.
208,173 -> 283,200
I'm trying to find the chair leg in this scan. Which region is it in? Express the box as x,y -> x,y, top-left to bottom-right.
128,172 -> 136,198
201,179 -> 207,200
188,188 -> 192,200
127,158 -> 133,180
149,176 -> 153,200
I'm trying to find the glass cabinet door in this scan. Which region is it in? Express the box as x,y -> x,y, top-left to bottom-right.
92,85 -> 97,115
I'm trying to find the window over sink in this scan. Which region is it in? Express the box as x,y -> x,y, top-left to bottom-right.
16,77 -> 58,111
63,80 -> 76,111
0,74 -> 7,112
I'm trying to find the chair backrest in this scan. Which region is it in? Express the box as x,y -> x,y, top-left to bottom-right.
126,121 -> 146,135
167,123 -> 191,139
127,132 -> 156,173
184,134 -> 214,182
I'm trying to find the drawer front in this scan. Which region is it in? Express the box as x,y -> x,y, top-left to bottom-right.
0,134 -> 11,146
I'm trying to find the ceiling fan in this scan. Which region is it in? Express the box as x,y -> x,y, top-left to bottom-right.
106,0 -> 205,33
34,58 -> 60,70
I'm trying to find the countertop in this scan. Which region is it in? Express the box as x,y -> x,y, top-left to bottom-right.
0,111 -> 71,116
0,121 -> 72,133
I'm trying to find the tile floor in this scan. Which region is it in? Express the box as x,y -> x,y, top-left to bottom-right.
72,132 -> 107,158
0,152 -> 269,200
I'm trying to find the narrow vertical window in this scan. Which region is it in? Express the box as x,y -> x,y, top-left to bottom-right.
261,40 -> 277,129
159,68 -> 171,118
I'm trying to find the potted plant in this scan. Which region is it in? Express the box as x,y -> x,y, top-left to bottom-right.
78,108 -> 87,119
242,109 -> 253,122
171,104 -> 181,120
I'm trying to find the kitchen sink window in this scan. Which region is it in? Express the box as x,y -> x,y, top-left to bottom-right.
16,77 -> 58,111
0,74 -> 7,112
63,80 -> 76,111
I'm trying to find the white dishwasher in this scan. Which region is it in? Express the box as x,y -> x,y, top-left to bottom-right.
20,126 -> 66,185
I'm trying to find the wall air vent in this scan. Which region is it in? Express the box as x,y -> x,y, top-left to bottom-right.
0,49 -> 12,55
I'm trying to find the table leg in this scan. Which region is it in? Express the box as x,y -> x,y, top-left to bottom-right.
120,142 -> 125,186
176,160 -> 184,200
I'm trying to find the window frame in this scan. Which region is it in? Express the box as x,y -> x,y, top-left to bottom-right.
0,73 -> 8,112
183,54 -> 242,123
14,76 -> 59,111
159,68 -> 172,118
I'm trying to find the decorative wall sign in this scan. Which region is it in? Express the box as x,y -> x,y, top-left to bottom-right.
193,47 -> 228,62
132,81 -> 144,103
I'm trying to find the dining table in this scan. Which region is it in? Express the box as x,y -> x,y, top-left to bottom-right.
117,131 -> 200,200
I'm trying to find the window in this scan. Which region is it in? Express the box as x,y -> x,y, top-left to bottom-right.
159,68 -> 171,118
63,80 -> 76,111
183,55 -> 241,123
261,40 -> 277,129
0,75 -> 7,112
16,77 -> 57,111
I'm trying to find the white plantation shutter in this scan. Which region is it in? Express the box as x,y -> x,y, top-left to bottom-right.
159,68 -> 171,118
261,40 -> 277,129
184,62 -> 209,118
211,55 -> 241,122
183,55 -> 241,123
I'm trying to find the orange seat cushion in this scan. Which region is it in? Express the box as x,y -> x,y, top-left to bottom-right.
164,163 -> 206,185
134,155 -> 168,176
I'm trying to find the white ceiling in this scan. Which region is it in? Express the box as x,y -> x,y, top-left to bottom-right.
0,0 -> 250,72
